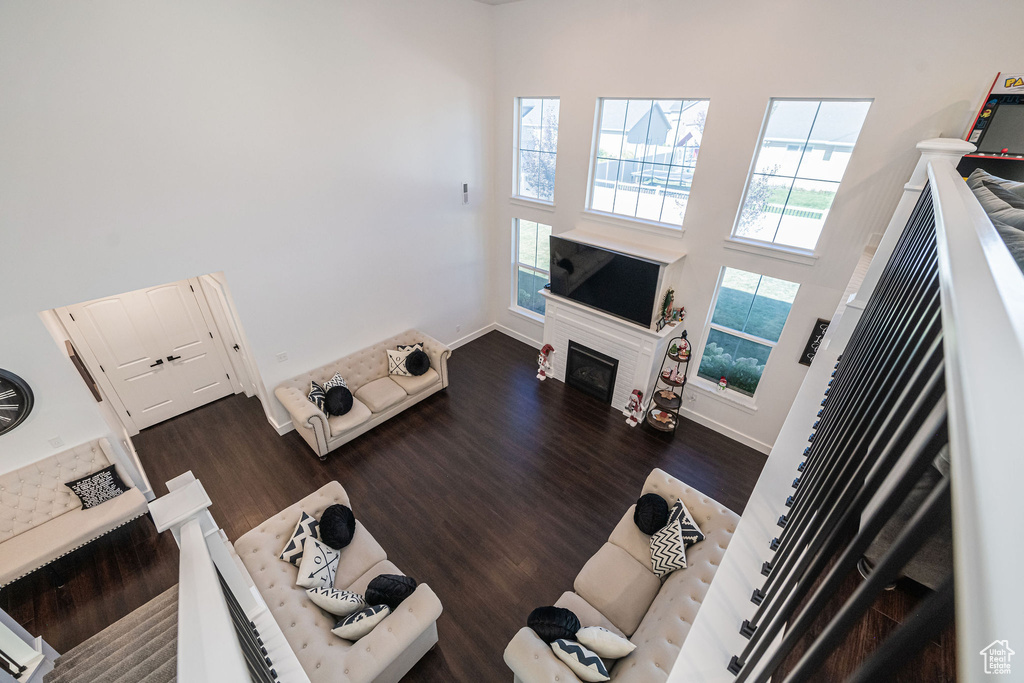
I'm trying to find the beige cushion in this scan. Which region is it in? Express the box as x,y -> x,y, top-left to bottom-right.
389,368 -> 440,395
574,543 -> 661,637
0,487 -> 147,586
505,628 -> 581,683
554,591 -> 626,638
346,559 -> 403,596
354,378 -> 407,413
332,522 -> 388,590
327,399 -> 372,437
608,505 -> 655,573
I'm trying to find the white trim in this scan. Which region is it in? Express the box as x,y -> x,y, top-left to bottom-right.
686,377 -> 759,414
450,322 -> 500,349
508,305 -> 544,324
513,96 -> 560,203
677,404 -> 771,454
722,237 -> 818,265
509,196 -> 556,212
580,208 -> 685,237
493,322 -> 542,347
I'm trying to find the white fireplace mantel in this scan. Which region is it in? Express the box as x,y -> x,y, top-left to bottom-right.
541,290 -> 683,412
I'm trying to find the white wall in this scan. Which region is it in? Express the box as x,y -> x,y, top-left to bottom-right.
0,0 -> 495,471
489,0 -> 1024,451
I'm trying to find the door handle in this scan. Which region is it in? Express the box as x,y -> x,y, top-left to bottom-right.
166,355 -> 182,362
149,359 -> 164,367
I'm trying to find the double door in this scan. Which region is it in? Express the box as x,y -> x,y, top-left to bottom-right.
63,279 -> 235,429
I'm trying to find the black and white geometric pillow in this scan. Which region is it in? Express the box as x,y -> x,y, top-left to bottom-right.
550,639 -> 611,682
387,348 -> 413,376
650,517 -> 688,578
307,381 -> 327,412
279,511 -> 320,566
323,372 -> 347,391
64,465 -> 129,510
305,587 -> 367,617
331,604 -> 390,641
397,342 -> 423,353
668,498 -> 705,547
295,537 -> 340,589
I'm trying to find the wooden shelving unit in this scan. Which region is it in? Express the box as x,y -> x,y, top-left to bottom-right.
644,330 -> 690,434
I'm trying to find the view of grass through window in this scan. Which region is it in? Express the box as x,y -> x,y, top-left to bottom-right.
515,219 -> 551,315
517,98 -> 559,202
590,98 -> 708,226
735,99 -> 870,250
698,268 -> 799,396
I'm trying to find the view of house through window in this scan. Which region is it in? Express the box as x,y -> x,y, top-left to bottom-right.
517,98 -> 560,203
735,99 -> 871,250
589,98 -> 709,227
697,268 -> 799,397
514,219 -> 552,316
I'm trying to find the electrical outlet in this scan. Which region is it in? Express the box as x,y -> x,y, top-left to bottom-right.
49,436 -> 64,448
276,352 -> 288,363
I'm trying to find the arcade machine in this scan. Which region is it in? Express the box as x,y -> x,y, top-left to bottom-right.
958,72 -> 1024,181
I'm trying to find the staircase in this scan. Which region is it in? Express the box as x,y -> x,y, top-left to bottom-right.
45,585 -> 177,683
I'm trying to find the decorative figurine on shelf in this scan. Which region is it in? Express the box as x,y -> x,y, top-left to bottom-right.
537,344 -> 554,381
669,342 -> 679,356
623,390 -> 644,427
653,411 -> 674,426
718,376 -> 728,391
662,366 -> 683,384
660,288 -> 675,322
677,336 -> 691,361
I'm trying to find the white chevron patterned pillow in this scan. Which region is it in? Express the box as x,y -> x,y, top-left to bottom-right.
550,639 -> 610,682
650,517 -> 687,577
306,587 -> 367,617
331,604 -> 390,641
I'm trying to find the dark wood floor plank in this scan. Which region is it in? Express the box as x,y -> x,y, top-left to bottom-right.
3,331 -> 774,680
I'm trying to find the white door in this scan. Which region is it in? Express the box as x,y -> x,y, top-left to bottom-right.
66,280 -> 234,429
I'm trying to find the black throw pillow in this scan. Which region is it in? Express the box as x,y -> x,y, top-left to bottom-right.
365,574 -> 418,610
634,493 -> 670,535
405,349 -> 430,376
527,606 -> 581,644
319,504 -> 356,549
324,385 -> 354,416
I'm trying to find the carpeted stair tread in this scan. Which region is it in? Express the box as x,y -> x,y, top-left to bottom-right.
52,588 -> 178,674
45,585 -> 178,683
53,586 -> 178,669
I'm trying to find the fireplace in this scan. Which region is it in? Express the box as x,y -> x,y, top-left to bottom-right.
565,341 -> 619,404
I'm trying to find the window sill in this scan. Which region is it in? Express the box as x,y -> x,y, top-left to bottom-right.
686,378 -> 759,414
510,196 -> 556,212
722,238 -> 819,266
581,209 -> 685,238
508,305 -> 545,325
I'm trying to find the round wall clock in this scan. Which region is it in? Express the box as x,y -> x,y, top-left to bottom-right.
0,370 -> 34,435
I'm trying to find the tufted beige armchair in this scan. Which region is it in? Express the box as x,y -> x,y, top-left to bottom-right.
503,469 -> 740,683
274,329 -> 451,460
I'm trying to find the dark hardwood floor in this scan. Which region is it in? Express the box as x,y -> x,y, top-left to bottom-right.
2,330 -> 772,681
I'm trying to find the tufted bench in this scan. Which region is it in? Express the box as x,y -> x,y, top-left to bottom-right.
503,468 -> 739,683
234,482 -> 443,683
0,438 -> 149,587
274,329 -> 452,460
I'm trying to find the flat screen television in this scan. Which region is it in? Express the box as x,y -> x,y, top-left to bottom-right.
548,236 -> 661,327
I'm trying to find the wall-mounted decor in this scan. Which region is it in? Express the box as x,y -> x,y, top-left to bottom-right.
799,318 -> 831,366
0,369 -> 34,435
66,340 -> 102,402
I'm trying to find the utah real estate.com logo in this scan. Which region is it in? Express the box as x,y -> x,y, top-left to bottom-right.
980,640 -> 1014,675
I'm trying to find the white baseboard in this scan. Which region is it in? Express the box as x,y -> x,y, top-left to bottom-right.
449,323 -> 498,349
492,323 -> 542,347
678,406 -> 773,455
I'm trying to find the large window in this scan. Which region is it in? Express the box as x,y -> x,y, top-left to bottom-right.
516,98 -> 560,203
514,218 -> 552,316
734,99 -> 871,250
589,98 -> 709,227
697,268 -> 799,397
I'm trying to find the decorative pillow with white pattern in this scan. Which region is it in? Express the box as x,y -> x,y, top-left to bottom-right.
278,511 -> 320,567
295,537 -> 339,589
550,639 -> 610,682
322,372 -> 348,391
306,587 -> 367,617
650,498 -> 706,578
387,348 -> 413,376
307,381 -> 327,412
331,604 -> 390,641
575,626 -> 636,659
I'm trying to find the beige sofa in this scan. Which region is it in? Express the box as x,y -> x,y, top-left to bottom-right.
0,438 -> 149,587
234,481 -> 442,683
275,329 -> 452,459
504,469 -> 740,683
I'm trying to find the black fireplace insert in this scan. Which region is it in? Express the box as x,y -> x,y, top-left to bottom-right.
565,341 -> 619,404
